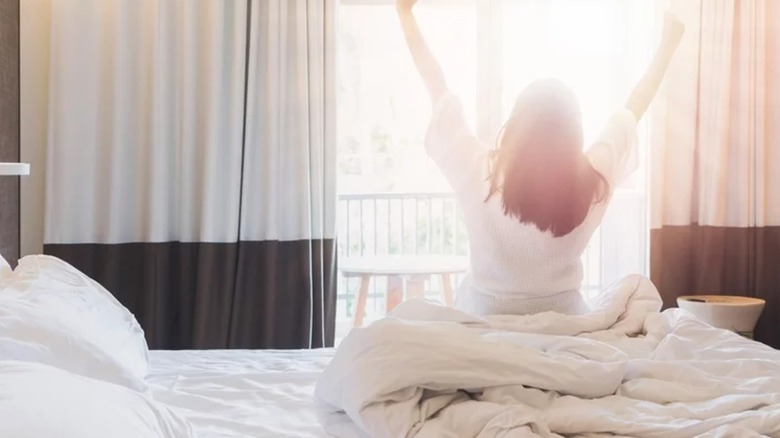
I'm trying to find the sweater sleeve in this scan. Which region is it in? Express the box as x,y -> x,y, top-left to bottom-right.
424,92 -> 488,193
585,109 -> 639,189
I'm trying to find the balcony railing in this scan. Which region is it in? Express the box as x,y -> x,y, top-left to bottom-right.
336,193 -> 467,322
339,192 -> 467,258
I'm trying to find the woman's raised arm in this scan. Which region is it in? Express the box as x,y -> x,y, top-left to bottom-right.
396,0 -> 449,103
625,12 -> 685,121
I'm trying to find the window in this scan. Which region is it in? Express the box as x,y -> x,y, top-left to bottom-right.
337,1 -> 477,195
336,0 -> 658,335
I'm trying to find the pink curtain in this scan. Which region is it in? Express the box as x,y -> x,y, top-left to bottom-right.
650,0 -> 780,347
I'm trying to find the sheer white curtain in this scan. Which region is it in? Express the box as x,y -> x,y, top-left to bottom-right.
651,0 -> 780,230
240,0 -> 337,243
45,0 -> 247,244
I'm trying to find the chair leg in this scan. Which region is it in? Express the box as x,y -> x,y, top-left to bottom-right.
386,275 -> 403,313
406,275 -> 427,300
442,274 -> 454,306
353,275 -> 371,328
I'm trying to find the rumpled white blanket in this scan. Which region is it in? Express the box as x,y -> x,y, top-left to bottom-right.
315,275 -> 780,438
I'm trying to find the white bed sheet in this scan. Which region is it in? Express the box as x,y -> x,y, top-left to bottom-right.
147,349 -> 361,438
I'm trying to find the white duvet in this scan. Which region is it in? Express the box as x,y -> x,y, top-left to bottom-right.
315,275 -> 780,438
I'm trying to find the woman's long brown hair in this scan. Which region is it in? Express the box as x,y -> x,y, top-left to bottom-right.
485,79 -> 609,237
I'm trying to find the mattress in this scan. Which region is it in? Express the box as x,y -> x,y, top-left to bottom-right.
147,349 -> 360,438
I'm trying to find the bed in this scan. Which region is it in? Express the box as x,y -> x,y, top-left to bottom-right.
0,254 -> 359,437
147,349 -> 360,438
1,255 -> 779,438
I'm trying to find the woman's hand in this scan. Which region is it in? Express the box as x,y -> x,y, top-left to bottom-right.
662,12 -> 685,44
396,0 -> 448,102
396,0 -> 418,13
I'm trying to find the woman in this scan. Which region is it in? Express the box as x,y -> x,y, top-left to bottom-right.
396,0 -> 684,315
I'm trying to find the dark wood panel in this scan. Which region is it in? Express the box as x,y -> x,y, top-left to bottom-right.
0,0 -> 20,265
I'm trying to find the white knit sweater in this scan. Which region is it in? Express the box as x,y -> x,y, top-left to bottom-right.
425,92 -> 638,316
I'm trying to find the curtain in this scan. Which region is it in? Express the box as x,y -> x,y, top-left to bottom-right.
42,0 -> 336,349
229,0 -> 337,349
650,0 -> 780,347
0,0 -> 20,266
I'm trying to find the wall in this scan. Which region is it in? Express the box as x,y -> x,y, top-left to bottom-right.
19,0 -> 49,256
0,0 -> 20,264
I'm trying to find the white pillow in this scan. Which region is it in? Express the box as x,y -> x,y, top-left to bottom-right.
0,255 -> 149,390
0,360 -> 193,438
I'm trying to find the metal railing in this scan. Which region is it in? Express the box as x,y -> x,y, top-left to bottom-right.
338,192 -> 468,258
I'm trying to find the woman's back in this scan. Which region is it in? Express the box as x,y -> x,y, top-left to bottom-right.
463,190 -> 605,298
425,92 -> 638,314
